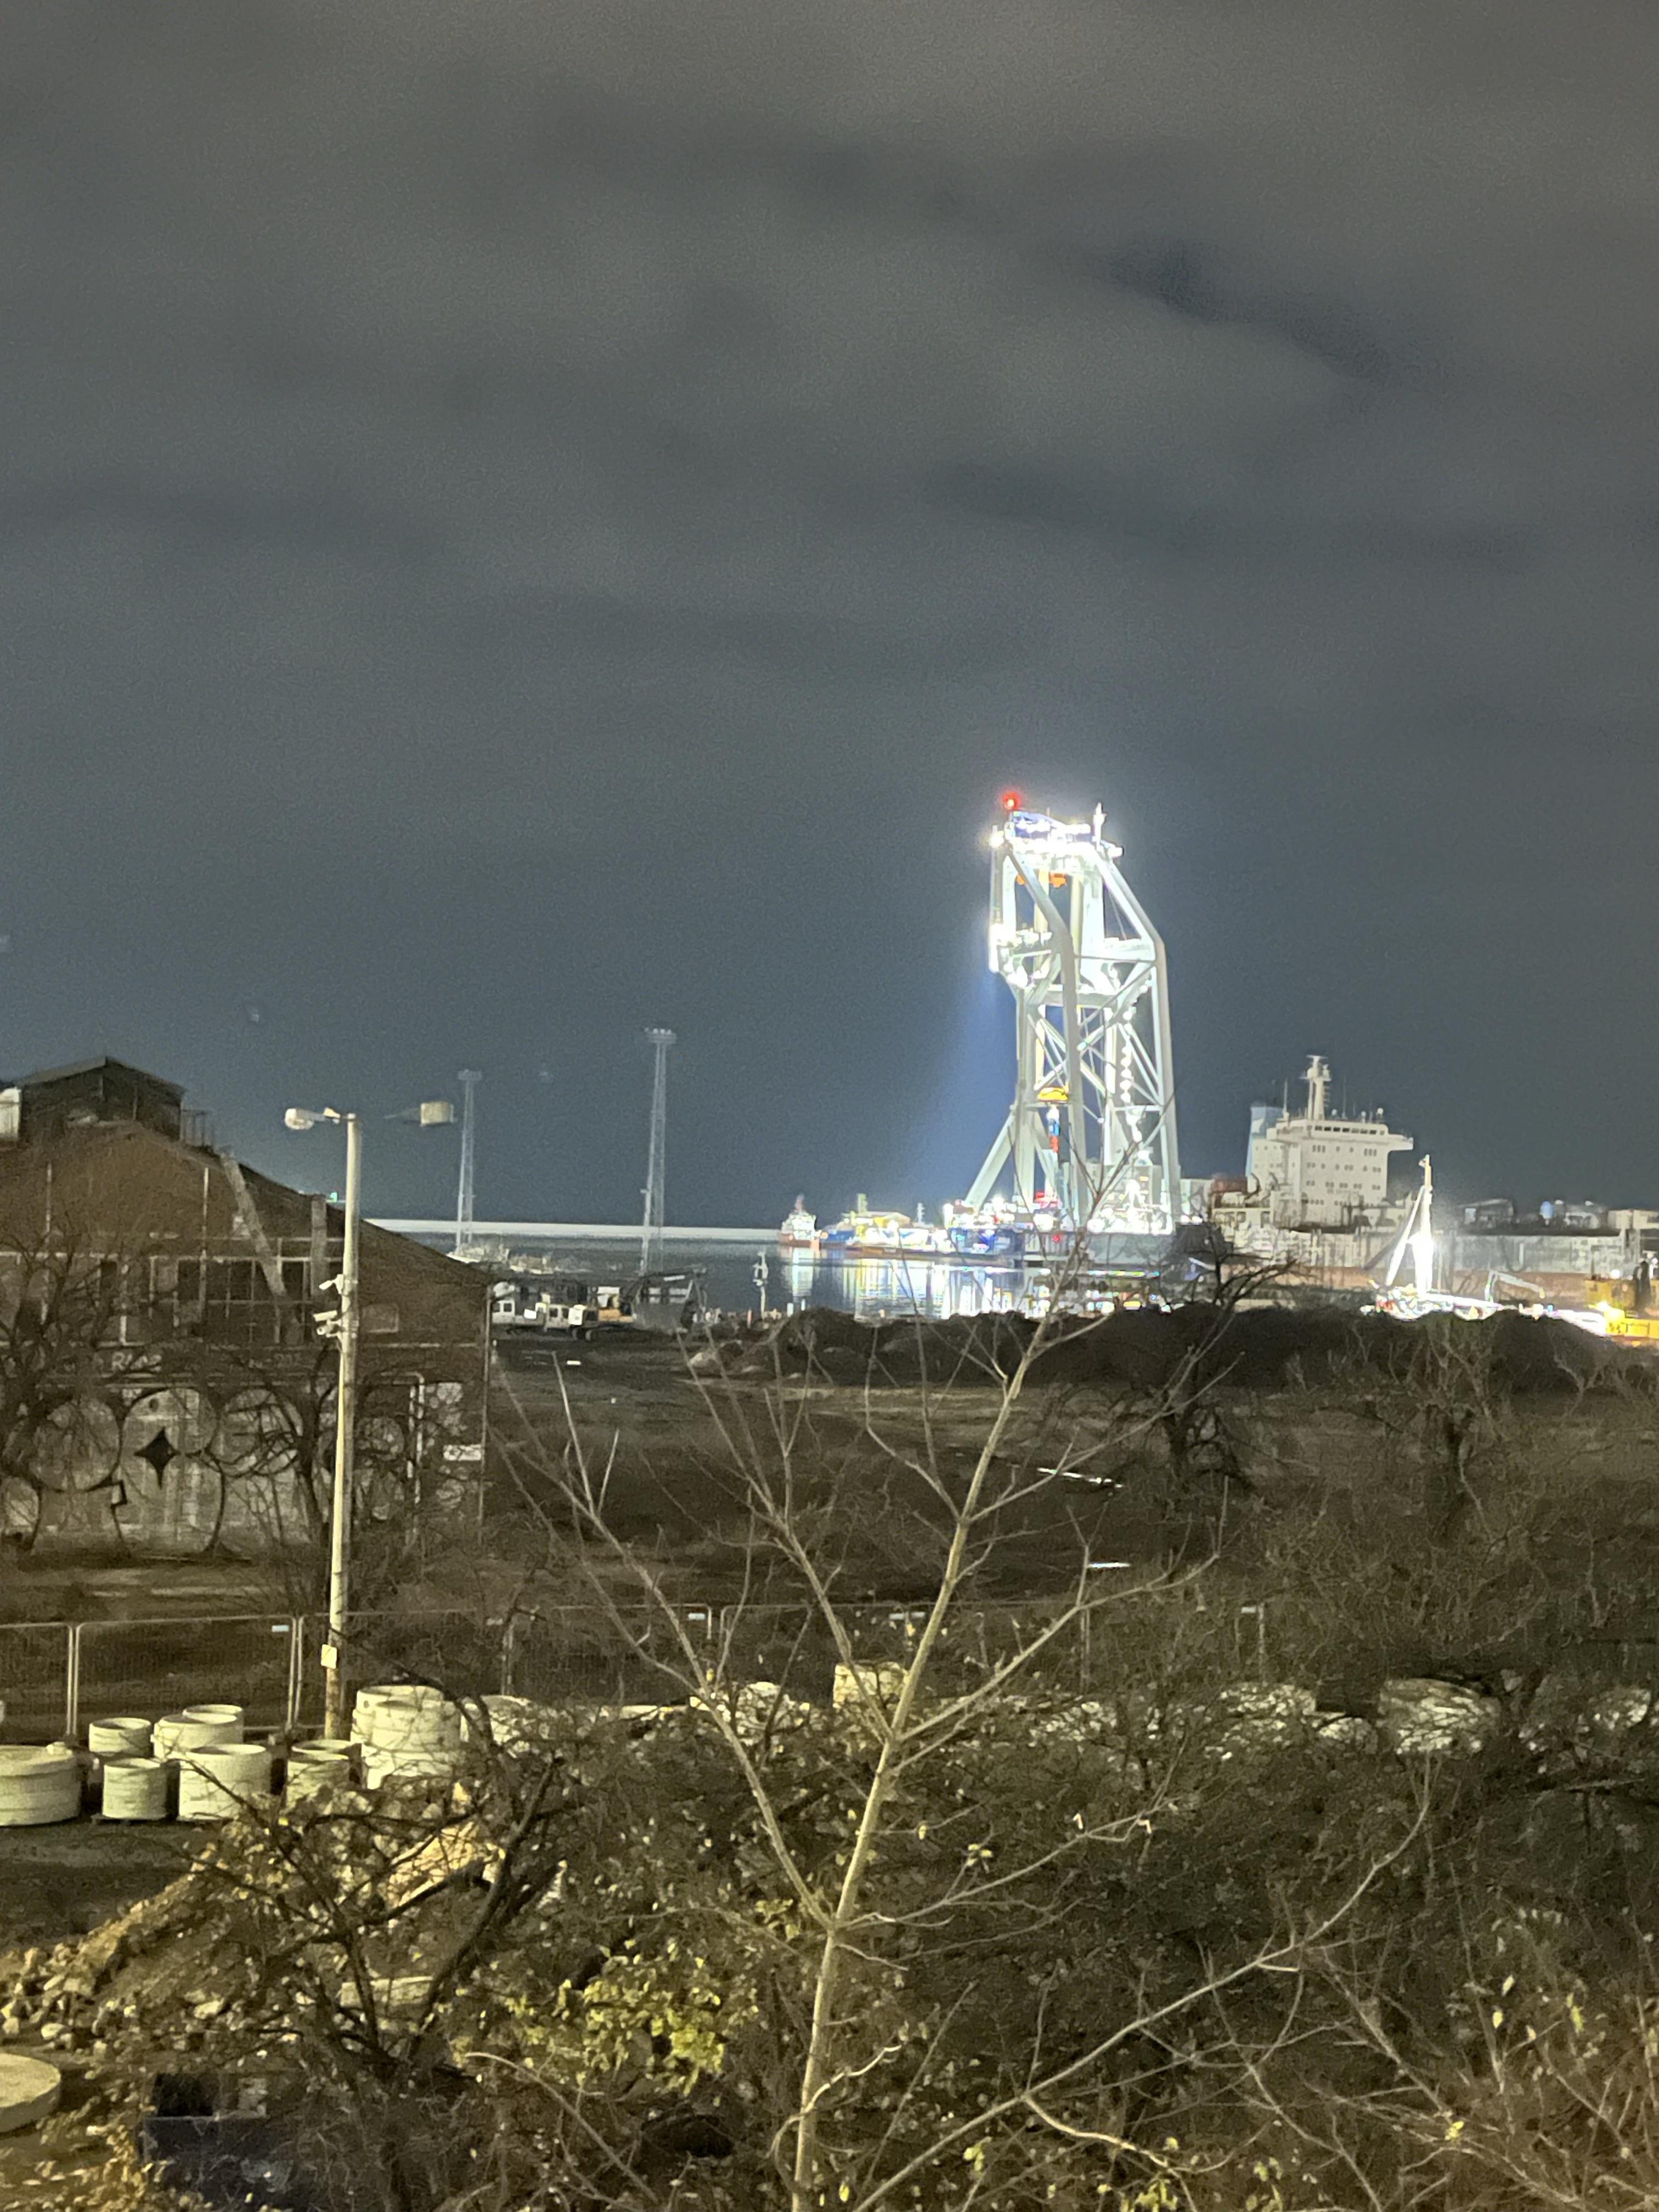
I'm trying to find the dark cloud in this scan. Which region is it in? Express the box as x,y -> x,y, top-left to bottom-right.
4,0 -> 1658,1218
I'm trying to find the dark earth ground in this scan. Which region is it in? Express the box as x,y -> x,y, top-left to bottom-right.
493,1328 -> 1158,1599
0,1824 -> 189,1950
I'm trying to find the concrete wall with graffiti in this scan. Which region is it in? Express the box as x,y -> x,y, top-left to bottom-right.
4,1375 -> 479,1553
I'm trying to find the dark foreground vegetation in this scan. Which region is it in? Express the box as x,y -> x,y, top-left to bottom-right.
10,1299 -> 1659,2209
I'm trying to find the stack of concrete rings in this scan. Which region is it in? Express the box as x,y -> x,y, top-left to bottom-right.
352,1684 -> 464,1786
177,1740 -> 274,1822
88,1717 -> 153,1759
88,1717 -> 165,1820
284,1739 -> 357,1803
153,1706 -> 244,1762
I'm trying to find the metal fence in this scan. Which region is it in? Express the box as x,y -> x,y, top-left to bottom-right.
0,1622 -> 76,1741
0,1590 -> 1281,1745
0,1616 -> 304,1743
76,1616 -> 302,1740
502,1605 -> 718,1708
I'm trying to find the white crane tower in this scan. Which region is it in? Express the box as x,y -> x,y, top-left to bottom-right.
453,1069 -> 482,1258
964,792 -> 1180,1232
640,1028 -> 675,1275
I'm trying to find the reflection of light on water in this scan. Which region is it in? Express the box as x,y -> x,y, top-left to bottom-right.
457,1234 -> 1113,1324
784,1250 -> 1130,1323
839,1254 -> 1034,1323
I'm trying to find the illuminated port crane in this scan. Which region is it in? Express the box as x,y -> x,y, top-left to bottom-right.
964,792 -> 1180,1232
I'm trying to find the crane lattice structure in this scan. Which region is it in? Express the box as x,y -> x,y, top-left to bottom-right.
453,1069 -> 481,1257
640,1029 -> 675,1275
964,795 -> 1180,1232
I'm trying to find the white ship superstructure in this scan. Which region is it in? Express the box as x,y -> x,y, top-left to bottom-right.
1246,1056 -> 1413,1229
779,1198 -> 819,1250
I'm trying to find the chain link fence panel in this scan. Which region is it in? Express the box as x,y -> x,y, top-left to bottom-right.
708,1604 -> 835,1703
842,1599 -> 1097,1698
337,1610 -> 510,1708
504,1606 -> 715,1708
0,1623 -> 72,1742
704,1595 -> 1260,1706
75,1616 -> 298,1739
0,1594 -> 1280,1747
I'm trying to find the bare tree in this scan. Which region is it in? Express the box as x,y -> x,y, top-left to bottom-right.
0,1229 -> 146,1551
473,1244 -> 1423,2211
193,1331 -> 472,1615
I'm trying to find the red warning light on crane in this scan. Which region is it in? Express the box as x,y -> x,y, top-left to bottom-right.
999,788 -> 1022,813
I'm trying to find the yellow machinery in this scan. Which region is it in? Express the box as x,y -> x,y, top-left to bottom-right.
1587,1278 -> 1659,1342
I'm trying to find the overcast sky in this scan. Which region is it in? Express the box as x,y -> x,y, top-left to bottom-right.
5,0 -> 1657,1222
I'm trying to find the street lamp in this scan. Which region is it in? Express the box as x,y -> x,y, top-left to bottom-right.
284,1106 -> 362,1738
285,1097 -> 452,1738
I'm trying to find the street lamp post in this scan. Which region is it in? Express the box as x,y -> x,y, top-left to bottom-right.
284,1105 -> 362,1738
328,1113 -> 363,1741
285,1096 -> 453,1739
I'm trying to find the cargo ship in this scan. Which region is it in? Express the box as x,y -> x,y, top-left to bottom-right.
822,1208 -> 953,1257
821,1201 -> 1076,1263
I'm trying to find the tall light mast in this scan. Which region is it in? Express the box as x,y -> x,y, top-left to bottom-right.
1410,1154 -> 1436,1297
964,792 -> 1180,1232
454,1069 -> 481,1257
1381,1153 -> 1438,1304
641,1029 -> 675,1275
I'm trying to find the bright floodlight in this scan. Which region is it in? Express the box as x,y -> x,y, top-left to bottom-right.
419,1099 -> 454,1126
285,1107 -> 319,1131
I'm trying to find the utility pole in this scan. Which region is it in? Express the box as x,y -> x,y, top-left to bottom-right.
454,1070 -> 481,1258
286,1094 -> 453,1737
283,1108 -> 364,1741
325,1113 -> 362,1739
641,1029 -> 675,1277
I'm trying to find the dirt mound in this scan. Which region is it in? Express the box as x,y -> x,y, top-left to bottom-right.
749,1304 -> 1645,1399
1479,1305 -> 1620,1391
754,1309 -> 1036,1385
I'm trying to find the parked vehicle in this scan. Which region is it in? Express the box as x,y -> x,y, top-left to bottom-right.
489,1275 -> 635,1340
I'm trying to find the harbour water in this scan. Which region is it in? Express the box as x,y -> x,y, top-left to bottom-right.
456,1233 -> 1046,1324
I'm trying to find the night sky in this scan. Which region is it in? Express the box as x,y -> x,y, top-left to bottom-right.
6,2 -> 1656,1224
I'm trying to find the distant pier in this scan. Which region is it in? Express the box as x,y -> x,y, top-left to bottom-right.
374,1220 -> 779,1245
